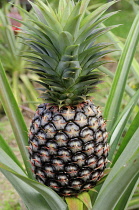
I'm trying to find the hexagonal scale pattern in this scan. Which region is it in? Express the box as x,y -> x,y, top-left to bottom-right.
28,100 -> 109,196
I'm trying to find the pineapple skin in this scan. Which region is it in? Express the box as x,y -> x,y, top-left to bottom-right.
28,100 -> 109,196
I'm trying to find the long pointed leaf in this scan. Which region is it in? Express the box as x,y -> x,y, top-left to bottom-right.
108,89 -> 139,161
102,23 -> 139,82
0,160 -> 67,210
99,65 -> 139,105
113,110 -> 139,165
0,169 -> 52,210
0,149 -> 52,210
0,60 -> 33,179
0,134 -> 24,171
31,0 -> 63,33
104,13 -> 139,131
93,126 -> 139,209
114,174 -> 139,210
128,198 -> 139,210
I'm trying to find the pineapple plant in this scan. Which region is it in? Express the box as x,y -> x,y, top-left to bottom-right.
1,0 -> 139,209
24,0 -> 118,196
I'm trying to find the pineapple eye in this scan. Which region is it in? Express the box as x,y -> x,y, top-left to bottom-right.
83,141 -> 95,155
72,152 -> 86,167
36,170 -> 46,182
44,164 -> 55,178
61,108 -> 75,121
56,173 -> 69,186
36,131 -> 47,145
53,115 -> 66,130
97,157 -> 105,170
95,131 -> 103,143
80,127 -> 94,142
51,158 -> 64,171
68,138 -> 83,153
88,117 -> 99,131
37,104 -> 46,115
90,104 -> 99,115
98,117 -> 106,131
40,149 -> 50,162
81,183 -> 94,191
78,168 -> 92,181
90,172 -> 99,182
75,112 -> 87,127
104,143 -> 109,157
30,139 -> 38,152
41,111 -> 52,126
33,154 -> 41,167
44,123 -> 56,138
86,155 -> 97,169
65,122 -> 79,138
103,131 -> 108,142
60,188 -> 76,196
95,144 -> 104,157
57,148 -> 71,162
84,105 -> 96,116
34,118 -> 41,127
55,132 -> 68,146
69,178 -> 83,190
64,163 -> 79,177
45,140 -> 58,155
47,180 -> 61,192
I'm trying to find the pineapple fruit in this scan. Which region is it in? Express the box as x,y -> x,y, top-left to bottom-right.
21,0 -> 117,196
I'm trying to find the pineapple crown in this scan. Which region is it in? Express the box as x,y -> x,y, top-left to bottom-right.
17,0 -> 118,106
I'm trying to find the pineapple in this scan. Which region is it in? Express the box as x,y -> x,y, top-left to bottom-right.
21,0 -> 117,196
